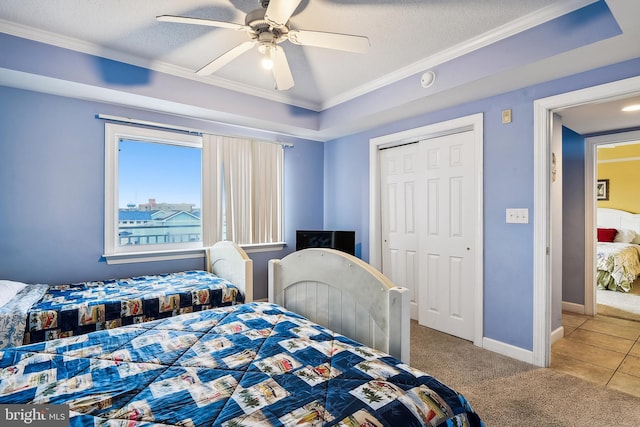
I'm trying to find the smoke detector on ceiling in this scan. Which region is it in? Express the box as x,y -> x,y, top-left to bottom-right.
421,71 -> 436,88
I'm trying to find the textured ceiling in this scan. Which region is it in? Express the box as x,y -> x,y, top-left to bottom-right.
1,0 -> 640,137
0,0 -> 567,110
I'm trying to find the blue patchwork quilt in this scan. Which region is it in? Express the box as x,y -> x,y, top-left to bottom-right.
0,302 -> 483,426
23,270 -> 242,345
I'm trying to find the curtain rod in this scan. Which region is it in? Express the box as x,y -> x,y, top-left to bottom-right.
96,114 -> 294,148
377,125 -> 474,150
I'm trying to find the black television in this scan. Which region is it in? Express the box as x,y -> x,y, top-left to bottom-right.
295,230 -> 356,255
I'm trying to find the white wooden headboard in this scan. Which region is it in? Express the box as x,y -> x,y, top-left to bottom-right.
268,248 -> 410,363
597,208 -> 640,235
206,241 -> 253,302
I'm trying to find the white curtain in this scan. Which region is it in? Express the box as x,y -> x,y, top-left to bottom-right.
252,141 -> 283,243
222,136 -> 252,243
205,134 -> 283,245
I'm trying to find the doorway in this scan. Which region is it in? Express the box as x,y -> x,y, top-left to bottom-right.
585,131 -> 640,317
533,75 -> 640,367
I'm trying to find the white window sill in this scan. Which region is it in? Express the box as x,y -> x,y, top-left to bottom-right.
103,243 -> 286,265
241,242 -> 286,254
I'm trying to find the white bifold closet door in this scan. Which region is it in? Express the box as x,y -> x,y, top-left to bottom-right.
380,130 -> 476,341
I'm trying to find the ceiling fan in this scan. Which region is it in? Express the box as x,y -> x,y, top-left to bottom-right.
157,0 -> 370,90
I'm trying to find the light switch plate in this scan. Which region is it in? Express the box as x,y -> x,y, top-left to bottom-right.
506,208 -> 529,224
502,109 -> 512,124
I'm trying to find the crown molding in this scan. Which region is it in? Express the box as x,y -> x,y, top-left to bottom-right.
320,0 -> 599,110
0,19 -> 321,112
0,0 -> 599,114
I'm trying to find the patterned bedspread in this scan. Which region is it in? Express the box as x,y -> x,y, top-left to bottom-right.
0,285 -> 50,349
0,302 -> 483,426
597,243 -> 640,292
19,270 -> 242,346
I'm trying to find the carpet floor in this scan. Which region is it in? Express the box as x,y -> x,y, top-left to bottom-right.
410,321 -> 640,426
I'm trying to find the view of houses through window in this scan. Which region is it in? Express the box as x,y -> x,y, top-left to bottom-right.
118,139 -> 202,248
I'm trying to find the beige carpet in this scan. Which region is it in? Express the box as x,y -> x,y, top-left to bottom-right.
410,321 -> 640,426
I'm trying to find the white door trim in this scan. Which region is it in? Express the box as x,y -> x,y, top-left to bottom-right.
533,75 -> 640,367
369,113 -> 484,347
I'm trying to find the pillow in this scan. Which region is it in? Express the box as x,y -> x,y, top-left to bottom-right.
597,228 -> 617,243
614,228 -> 638,244
0,280 -> 27,308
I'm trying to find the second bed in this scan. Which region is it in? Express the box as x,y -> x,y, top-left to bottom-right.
0,241 -> 253,349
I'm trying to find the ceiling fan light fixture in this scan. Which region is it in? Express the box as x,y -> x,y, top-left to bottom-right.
258,44 -> 274,70
262,56 -> 274,70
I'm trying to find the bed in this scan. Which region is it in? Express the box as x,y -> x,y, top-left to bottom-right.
0,241 -> 253,349
0,249 -> 483,426
596,208 -> 640,292
269,248 -> 410,364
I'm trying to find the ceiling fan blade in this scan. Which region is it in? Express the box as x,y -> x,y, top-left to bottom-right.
288,29 -> 370,54
157,15 -> 250,32
264,0 -> 303,29
271,46 -> 294,90
196,41 -> 257,75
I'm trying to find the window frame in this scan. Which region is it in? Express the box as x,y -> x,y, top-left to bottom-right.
103,123 -> 285,265
104,124 -> 205,264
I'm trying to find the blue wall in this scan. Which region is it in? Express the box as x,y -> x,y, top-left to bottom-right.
2,57 -> 640,351
1,10 -> 639,354
0,86 -> 324,299
323,57 -> 640,351
562,127 -> 586,305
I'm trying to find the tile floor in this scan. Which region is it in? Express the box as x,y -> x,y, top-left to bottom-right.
552,312 -> 640,397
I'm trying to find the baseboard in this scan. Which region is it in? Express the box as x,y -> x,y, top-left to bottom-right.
550,325 -> 564,345
482,337 -> 534,365
562,301 -> 585,314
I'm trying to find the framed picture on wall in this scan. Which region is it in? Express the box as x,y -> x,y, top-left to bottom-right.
597,179 -> 609,200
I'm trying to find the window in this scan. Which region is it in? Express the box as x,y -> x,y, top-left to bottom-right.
104,123 -> 283,264
119,138 -> 202,246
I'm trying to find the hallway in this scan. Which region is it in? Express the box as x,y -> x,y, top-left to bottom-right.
552,311 -> 640,397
